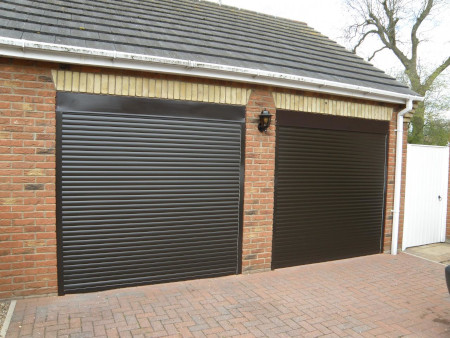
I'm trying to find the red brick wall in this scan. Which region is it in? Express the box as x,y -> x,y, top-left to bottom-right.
383,111 -> 408,253
0,58 -> 57,299
242,89 -> 276,273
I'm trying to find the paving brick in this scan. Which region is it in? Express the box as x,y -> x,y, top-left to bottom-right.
6,254 -> 450,337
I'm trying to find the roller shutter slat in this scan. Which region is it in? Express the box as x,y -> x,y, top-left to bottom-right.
57,94 -> 244,294
273,113 -> 387,269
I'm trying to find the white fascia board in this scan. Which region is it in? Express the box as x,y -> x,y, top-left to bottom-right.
0,37 -> 423,104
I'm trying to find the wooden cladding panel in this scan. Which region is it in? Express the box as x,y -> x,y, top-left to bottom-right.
51,70 -> 251,105
273,92 -> 393,121
51,70 -> 394,119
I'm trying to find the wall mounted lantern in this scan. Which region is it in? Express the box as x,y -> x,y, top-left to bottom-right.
258,108 -> 273,132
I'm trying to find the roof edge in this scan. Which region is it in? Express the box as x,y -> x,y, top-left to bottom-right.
0,37 -> 423,104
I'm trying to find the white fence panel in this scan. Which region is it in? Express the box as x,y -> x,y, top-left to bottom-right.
402,144 -> 449,250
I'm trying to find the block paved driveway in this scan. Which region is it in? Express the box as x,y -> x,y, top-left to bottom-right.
7,253 -> 450,337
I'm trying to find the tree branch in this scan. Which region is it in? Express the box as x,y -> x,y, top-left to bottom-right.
352,29 -> 378,52
380,1 -> 411,65
423,56 -> 450,91
411,0 -> 434,63
368,46 -> 388,61
368,11 -> 410,67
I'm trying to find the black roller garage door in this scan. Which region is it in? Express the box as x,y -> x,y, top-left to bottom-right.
56,92 -> 245,294
272,110 -> 389,269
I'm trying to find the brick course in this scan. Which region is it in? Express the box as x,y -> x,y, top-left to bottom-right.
0,58 -> 57,299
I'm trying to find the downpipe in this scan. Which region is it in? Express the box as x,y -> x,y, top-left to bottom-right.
391,99 -> 413,255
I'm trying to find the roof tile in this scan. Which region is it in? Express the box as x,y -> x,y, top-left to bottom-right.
0,0 -> 417,96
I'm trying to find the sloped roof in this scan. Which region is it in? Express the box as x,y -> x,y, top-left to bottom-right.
0,0 -> 418,98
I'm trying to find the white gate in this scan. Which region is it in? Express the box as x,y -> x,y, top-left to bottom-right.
402,144 -> 449,250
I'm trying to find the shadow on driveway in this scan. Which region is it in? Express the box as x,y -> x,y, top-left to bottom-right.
6,253 -> 450,337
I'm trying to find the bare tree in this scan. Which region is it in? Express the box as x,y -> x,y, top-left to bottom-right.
345,0 -> 450,144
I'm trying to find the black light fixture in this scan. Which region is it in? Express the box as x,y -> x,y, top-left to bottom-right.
258,108 -> 273,132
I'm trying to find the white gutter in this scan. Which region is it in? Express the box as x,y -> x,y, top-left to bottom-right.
0,37 -> 423,105
391,99 -> 413,255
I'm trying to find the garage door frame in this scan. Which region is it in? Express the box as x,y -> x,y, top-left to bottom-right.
272,110 -> 390,269
55,92 -> 246,295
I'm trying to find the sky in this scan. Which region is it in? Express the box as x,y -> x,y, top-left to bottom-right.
204,0 -> 450,97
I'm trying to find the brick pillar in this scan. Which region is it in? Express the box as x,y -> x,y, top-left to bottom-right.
383,110 -> 408,253
242,89 -> 276,273
0,58 -> 57,298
